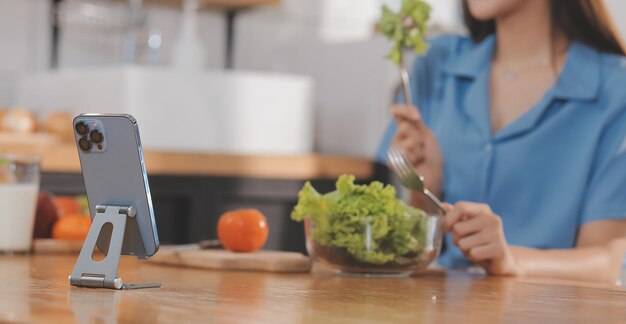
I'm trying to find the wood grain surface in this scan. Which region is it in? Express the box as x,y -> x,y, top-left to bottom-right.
148,247 -> 312,272
1,255 -> 625,323
0,143 -> 374,180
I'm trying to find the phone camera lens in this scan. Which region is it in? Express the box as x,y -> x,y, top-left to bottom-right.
90,129 -> 104,144
75,122 -> 89,136
78,137 -> 92,151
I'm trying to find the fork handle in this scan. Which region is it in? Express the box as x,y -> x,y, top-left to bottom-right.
423,188 -> 447,214
400,68 -> 412,105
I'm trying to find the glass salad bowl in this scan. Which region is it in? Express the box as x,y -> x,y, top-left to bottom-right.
292,175 -> 443,276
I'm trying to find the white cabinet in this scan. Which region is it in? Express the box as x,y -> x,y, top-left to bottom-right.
234,3 -> 399,158
17,67 -> 314,154
0,0 -> 50,106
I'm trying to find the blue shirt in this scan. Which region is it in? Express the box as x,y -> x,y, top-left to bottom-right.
377,34 -> 626,269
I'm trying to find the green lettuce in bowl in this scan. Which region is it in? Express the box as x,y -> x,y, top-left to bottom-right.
291,175 -> 442,275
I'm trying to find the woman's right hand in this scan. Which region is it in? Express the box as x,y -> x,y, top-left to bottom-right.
390,104 -> 444,197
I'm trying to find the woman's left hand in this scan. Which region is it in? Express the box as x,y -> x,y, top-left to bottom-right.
444,202 -> 521,276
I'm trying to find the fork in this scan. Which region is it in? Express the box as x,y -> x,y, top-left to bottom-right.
387,145 -> 446,214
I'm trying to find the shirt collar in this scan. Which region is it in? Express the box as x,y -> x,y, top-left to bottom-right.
552,41 -> 600,101
442,35 -> 495,78
441,35 -> 600,102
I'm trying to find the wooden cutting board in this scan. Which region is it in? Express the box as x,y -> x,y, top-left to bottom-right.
33,239 -> 84,254
148,246 -> 312,273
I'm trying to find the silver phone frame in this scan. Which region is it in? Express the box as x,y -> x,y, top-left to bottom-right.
74,113 -> 159,258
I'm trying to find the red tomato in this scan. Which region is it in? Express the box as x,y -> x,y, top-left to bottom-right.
217,209 -> 269,252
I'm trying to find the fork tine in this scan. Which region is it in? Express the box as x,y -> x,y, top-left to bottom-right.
392,146 -> 422,189
386,146 -> 399,169
389,145 -> 402,162
388,146 -> 445,213
393,147 -> 414,177
390,149 -> 413,186
398,151 -> 426,183
387,147 -> 407,177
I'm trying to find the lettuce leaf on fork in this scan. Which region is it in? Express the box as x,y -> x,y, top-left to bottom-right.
291,175 -> 427,265
379,0 -> 431,66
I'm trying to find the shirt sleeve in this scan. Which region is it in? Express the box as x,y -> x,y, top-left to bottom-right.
581,107 -> 626,224
375,34 -> 463,163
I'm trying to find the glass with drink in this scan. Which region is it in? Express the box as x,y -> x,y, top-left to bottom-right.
0,154 -> 41,254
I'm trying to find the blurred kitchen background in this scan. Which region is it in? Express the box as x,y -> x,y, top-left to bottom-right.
1,0 -> 625,156
0,0 -> 461,157
1,0 -> 625,251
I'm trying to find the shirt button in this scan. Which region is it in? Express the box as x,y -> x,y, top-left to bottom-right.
484,143 -> 493,152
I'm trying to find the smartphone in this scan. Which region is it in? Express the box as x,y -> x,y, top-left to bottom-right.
73,113 -> 159,258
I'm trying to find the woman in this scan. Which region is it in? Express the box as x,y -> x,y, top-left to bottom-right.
379,0 -> 626,283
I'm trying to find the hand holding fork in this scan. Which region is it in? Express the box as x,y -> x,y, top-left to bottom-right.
387,105 -> 445,214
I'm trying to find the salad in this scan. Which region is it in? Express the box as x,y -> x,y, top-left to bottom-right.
291,175 -> 428,265
379,0 -> 431,66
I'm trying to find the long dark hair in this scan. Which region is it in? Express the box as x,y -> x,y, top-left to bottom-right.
462,0 -> 626,56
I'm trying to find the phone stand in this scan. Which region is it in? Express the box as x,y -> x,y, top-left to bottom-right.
69,204 -> 160,290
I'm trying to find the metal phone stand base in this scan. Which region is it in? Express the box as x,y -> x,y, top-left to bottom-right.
69,204 -> 160,290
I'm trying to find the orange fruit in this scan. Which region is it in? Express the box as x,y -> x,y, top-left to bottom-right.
217,209 -> 269,252
52,214 -> 92,241
54,196 -> 82,217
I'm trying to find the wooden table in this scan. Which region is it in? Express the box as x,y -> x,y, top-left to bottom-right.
2,255 -> 625,323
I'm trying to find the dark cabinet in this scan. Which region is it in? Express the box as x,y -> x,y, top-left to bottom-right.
41,163 -> 391,254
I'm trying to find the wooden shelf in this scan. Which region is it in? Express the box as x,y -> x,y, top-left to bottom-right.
143,0 -> 281,11
0,143 -> 374,180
